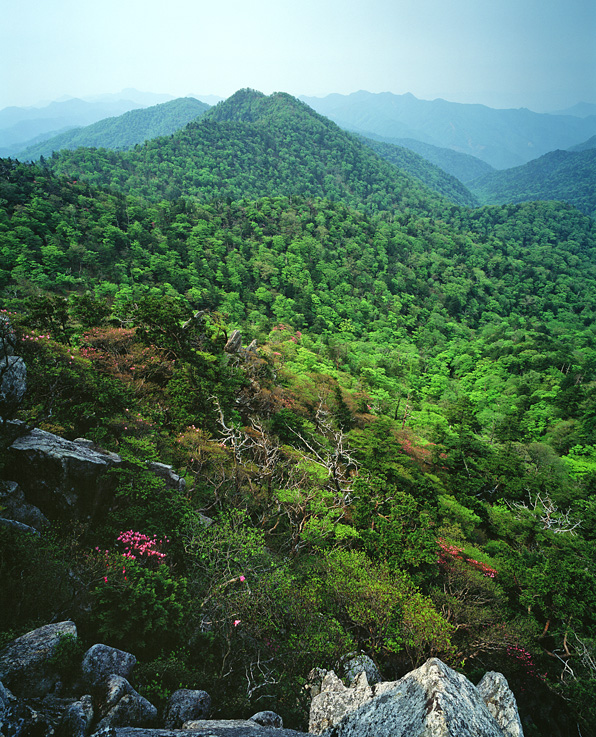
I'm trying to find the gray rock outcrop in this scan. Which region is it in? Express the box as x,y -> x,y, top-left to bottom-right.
477,671 -> 524,737
0,621 -> 77,698
96,675 -> 157,730
0,480 -> 49,530
163,689 -> 211,728
82,645 -> 137,689
58,694 -> 95,737
6,426 -> 123,522
309,657 -> 523,737
180,721 -> 310,736
337,654 -> 381,687
0,355 -> 27,414
248,711 -> 283,728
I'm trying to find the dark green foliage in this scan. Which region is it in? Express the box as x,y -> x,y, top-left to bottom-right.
470,149 -> 596,217
3,90 -> 596,735
360,136 -> 479,207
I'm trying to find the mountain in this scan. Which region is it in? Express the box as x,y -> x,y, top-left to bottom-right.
45,88 -> 466,211
358,136 -> 479,207
300,91 -> 596,169
569,134 -> 596,152
19,98 -> 210,160
469,148 -> 596,217
3,142 -> 596,736
359,133 -> 494,183
552,102 -> 596,118
0,97 -> 148,154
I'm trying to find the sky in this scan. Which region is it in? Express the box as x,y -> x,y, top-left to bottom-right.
1,0 -> 595,112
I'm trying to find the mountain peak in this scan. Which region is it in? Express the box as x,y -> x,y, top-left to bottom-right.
204,89 -> 314,124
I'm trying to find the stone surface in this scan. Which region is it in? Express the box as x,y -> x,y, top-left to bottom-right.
309,658 -> 519,737
146,462 -> 186,495
0,621 -> 77,698
57,695 -> 94,737
96,676 -> 157,730
249,711 -> 283,728
478,671 -> 524,737
181,721 -> 312,736
337,654 -> 381,687
6,427 -> 123,522
0,480 -> 49,530
82,646 -> 137,688
224,330 -> 243,353
308,671 -> 372,735
0,355 -> 27,414
163,689 -> 211,728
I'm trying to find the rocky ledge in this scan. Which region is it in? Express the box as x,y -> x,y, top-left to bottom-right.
0,622 -> 524,737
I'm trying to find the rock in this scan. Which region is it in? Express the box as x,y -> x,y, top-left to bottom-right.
6,427 -> 123,522
337,654 -> 381,687
96,676 -> 156,730
309,658 -> 520,737
82,646 -> 136,688
0,622 -> 77,698
0,517 -> 41,535
308,670 -> 372,735
163,689 -> 211,728
249,711 -> 283,728
0,481 -> 49,530
477,671 -> 524,737
224,330 -> 243,354
181,721 -> 311,736
0,356 -> 27,414
57,695 -> 94,737
146,463 -> 186,496
305,668 -> 328,699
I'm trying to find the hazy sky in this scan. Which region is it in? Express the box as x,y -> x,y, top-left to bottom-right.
2,0 -> 595,112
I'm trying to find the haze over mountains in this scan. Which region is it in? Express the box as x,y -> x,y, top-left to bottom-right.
300,91 -> 596,169
3,86 -> 596,217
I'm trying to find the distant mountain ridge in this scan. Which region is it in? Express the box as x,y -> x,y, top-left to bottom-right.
19,98 -> 210,160
300,91 -> 596,169
46,88 -> 470,211
469,148 -> 596,217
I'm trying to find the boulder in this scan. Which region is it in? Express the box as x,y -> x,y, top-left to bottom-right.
0,621 -> 77,698
249,711 -> 283,728
0,356 -> 26,414
146,462 -> 186,496
477,671 -> 524,737
308,658 -> 521,737
163,689 -> 211,728
308,671 -> 372,735
181,721 -> 311,736
224,330 -> 243,354
57,695 -> 94,737
337,653 -> 381,687
96,675 -> 157,730
82,646 -> 136,688
6,427 -> 123,522
0,481 -> 49,530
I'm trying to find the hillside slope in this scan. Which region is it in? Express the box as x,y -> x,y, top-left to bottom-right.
469,148 -> 596,217
300,91 -> 596,169
19,98 -> 210,160
46,89 -> 460,212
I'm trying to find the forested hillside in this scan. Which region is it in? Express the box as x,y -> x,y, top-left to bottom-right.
2,88 -> 596,737
19,98 -> 210,160
359,133 -> 495,183
44,89 -> 466,210
359,136 -> 479,207
470,149 -> 596,217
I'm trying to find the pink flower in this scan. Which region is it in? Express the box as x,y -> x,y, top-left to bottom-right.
233,619 -> 241,627
239,575 -> 246,582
